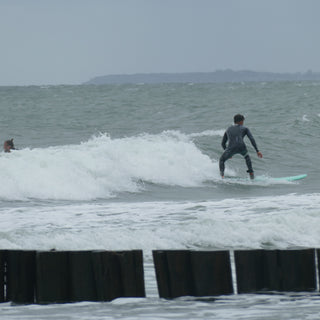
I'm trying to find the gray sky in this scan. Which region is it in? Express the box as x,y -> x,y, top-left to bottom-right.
0,0 -> 319,85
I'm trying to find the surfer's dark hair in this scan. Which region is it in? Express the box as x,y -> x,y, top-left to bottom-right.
5,139 -> 15,149
234,114 -> 245,123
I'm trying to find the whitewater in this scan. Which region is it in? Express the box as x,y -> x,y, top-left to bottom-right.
0,131 -> 222,200
0,82 -> 319,319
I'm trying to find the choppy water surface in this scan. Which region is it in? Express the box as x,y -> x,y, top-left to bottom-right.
0,82 -> 319,319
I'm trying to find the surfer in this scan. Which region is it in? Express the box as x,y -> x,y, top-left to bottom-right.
219,114 -> 262,179
3,139 -> 15,153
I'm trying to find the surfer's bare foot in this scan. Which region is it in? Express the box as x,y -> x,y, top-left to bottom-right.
249,172 -> 254,180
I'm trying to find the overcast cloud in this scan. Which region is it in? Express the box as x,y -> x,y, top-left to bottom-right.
0,0 -> 319,85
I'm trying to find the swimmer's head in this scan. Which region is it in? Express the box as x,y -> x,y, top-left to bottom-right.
4,139 -> 15,153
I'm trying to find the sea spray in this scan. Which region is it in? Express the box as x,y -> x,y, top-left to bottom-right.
0,131 -> 220,200
0,193 -> 319,252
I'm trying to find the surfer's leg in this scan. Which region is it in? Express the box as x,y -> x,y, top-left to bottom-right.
219,149 -> 233,177
245,154 -> 254,173
241,150 -> 254,176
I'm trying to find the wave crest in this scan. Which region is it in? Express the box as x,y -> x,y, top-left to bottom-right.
0,131 -> 219,200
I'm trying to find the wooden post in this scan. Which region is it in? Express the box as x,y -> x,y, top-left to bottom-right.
152,250 -> 171,299
92,251 -> 123,301
69,251 -> 97,302
278,249 -> 316,291
117,250 -> 145,298
153,250 -> 233,298
235,249 -> 316,293
235,249 -> 272,293
36,251 -> 70,304
191,251 -> 233,296
6,250 -> 36,304
92,250 -> 145,301
165,250 -> 194,298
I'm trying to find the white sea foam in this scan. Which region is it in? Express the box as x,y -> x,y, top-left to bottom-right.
0,193 -> 319,254
302,114 -> 310,122
0,132 -> 220,200
188,129 -> 225,138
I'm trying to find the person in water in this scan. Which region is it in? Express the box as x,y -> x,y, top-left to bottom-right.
4,139 -> 15,153
219,114 -> 263,179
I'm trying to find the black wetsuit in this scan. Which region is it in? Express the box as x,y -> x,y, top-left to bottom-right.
219,124 -> 259,176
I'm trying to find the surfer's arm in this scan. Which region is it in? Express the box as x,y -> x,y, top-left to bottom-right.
221,132 -> 228,150
246,128 -> 260,153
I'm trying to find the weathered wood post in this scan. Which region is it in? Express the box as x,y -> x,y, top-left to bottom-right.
6,250 -> 36,304
153,250 -> 233,298
36,251 -> 70,304
69,251 -> 97,302
235,249 -> 316,293
92,250 -> 145,301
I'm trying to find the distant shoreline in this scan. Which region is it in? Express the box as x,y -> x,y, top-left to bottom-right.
84,69 -> 320,85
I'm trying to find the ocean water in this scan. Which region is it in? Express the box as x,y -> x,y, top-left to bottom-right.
0,82 -> 319,319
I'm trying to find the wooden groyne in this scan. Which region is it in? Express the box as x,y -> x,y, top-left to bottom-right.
1,250 -> 145,304
0,249 -> 318,304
